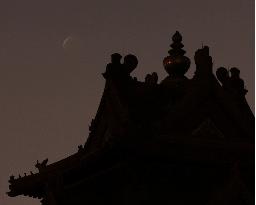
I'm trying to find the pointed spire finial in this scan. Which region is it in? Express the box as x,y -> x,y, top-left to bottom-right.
168,31 -> 186,56
172,31 -> 182,43
163,31 -> 190,77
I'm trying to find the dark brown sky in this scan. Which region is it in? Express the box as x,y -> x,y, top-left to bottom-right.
0,0 -> 254,204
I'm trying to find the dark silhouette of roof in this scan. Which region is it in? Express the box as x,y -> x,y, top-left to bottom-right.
7,32 -> 254,205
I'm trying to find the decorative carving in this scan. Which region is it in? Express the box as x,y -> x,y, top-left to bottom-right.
145,72 -> 158,85
216,67 -> 229,89
229,67 -> 247,96
216,67 -> 247,97
78,145 -> 83,152
103,53 -> 138,79
194,46 -> 213,77
192,118 -> 224,139
123,54 -> 138,75
35,159 -> 48,172
163,31 -> 191,78
103,53 -> 122,78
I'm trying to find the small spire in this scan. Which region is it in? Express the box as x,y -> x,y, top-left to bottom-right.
172,31 -> 182,42
163,31 -> 190,77
168,31 -> 186,56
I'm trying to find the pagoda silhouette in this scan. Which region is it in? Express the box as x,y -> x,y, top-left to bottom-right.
7,32 -> 254,205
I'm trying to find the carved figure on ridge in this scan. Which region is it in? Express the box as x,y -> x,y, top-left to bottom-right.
216,67 -> 247,97
194,46 -> 213,77
35,159 -> 48,172
216,67 -> 230,90
103,53 -> 123,78
145,72 -> 158,85
229,67 -> 247,96
103,53 -> 138,79
123,54 -> 138,75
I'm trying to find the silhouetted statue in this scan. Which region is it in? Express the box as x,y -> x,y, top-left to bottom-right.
145,74 -> 151,83
103,53 -> 122,78
103,53 -> 138,80
216,67 -> 248,98
216,67 -> 229,89
229,67 -> 247,96
145,72 -> 158,85
35,159 -> 48,172
194,46 -> 213,77
123,54 -> 138,75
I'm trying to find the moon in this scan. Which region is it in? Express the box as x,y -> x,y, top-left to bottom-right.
62,36 -> 73,49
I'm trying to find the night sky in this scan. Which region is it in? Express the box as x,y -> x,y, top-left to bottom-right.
0,0 -> 254,204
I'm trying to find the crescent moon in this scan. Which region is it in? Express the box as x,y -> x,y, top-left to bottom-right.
62,36 -> 73,49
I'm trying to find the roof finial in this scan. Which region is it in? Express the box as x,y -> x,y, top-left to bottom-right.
163,31 -> 190,77
168,31 -> 186,56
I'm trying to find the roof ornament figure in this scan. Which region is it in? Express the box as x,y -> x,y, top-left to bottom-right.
78,145 -> 84,152
194,45 -> 213,78
163,31 -> 191,78
229,67 -> 248,96
145,72 -> 158,85
216,67 -> 229,89
216,67 -> 247,97
103,53 -> 123,79
123,54 -> 138,75
103,53 -> 138,79
35,159 -> 48,172
8,175 -> 15,183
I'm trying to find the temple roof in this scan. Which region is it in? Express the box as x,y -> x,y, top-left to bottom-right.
7,32 -> 254,199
